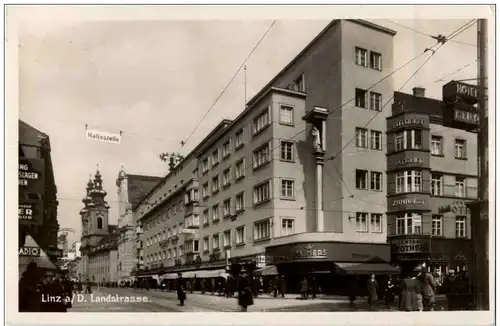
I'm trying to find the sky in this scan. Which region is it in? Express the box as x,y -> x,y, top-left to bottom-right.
16,9 -> 481,246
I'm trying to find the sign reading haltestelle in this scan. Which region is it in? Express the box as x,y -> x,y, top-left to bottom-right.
86,129 -> 121,144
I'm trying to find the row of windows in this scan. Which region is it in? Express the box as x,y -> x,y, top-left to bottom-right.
355,47 -> 382,71
355,212 -> 383,233
355,170 -> 383,191
143,199 -> 184,232
200,105 -> 297,173
431,136 -> 468,159
395,213 -> 466,237
395,170 -> 469,197
355,128 -> 382,150
355,88 -> 382,111
395,130 -> 468,160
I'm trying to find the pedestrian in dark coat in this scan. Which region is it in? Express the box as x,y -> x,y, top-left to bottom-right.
367,274 -> 379,309
176,274 -> 186,306
419,268 -> 437,311
19,262 -> 41,312
237,273 -> 254,312
300,277 -> 308,300
310,277 -> 318,299
348,276 -> 358,305
278,275 -> 286,298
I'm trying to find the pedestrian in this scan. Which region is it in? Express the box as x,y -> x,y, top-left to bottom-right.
419,265 -> 437,311
272,276 -> 279,298
19,262 -> 41,312
300,277 -> 308,300
367,274 -> 379,310
348,276 -> 358,306
400,268 -> 420,311
85,278 -> 92,294
237,272 -> 254,312
200,278 -> 206,294
176,274 -> 187,306
310,276 -> 318,299
278,275 -> 286,298
384,276 -> 395,308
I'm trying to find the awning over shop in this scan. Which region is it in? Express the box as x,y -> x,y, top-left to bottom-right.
161,273 -> 179,280
335,262 -> 400,275
253,265 -> 278,276
19,235 -> 58,278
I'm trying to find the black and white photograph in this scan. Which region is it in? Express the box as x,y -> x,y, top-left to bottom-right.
7,4 -> 495,325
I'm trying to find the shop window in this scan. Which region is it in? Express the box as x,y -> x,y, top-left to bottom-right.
455,216 -> 466,237
396,213 -> 422,235
432,215 -> 443,236
356,212 -> 368,232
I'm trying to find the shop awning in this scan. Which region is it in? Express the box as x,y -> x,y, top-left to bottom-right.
161,273 -> 179,280
253,265 -> 278,276
335,262 -> 400,275
19,235 -> 58,278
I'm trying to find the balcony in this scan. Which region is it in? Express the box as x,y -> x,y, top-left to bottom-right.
184,186 -> 200,206
184,214 -> 200,229
184,205 -> 200,218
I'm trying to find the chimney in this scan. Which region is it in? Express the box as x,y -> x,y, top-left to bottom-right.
413,87 -> 426,97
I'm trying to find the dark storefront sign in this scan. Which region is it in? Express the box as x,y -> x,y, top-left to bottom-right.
387,113 -> 429,133
442,80 -> 478,105
388,193 -> 430,213
19,158 -> 45,192
391,118 -> 425,129
266,242 -> 390,264
18,201 -> 43,224
437,199 -> 472,215
19,246 -> 41,257
453,108 -> 479,125
390,236 -> 471,264
442,81 -> 479,130
392,236 -> 431,254
387,150 -> 430,172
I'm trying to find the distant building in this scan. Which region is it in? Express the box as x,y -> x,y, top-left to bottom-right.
19,120 -> 60,265
386,83 -> 478,274
115,167 -> 162,281
79,169 -> 119,283
72,241 -> 82,258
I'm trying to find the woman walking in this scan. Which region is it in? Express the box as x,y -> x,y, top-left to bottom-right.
367,274 -> 379,310
237,272 -> 254,312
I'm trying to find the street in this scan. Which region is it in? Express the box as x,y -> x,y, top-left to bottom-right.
69,287 -> 449,312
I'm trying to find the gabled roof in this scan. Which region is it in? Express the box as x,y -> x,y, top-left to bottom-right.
126,174 -> 164,209
19,120 -> 48,147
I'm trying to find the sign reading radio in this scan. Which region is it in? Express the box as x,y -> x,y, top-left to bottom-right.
392,198 -> 426,207
392,118 -> 425,129
293,244 -> 328,260
19,246 -> 41,257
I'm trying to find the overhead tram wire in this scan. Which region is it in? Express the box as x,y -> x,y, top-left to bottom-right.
130,19 -> 478,215
327,19 -> 477,166
178,20 -> 277,151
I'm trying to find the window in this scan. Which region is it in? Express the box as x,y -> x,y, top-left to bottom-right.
370,51 -> 382,70
280,141 -> 294,161
356,212 -> 368,232
369,92 -> 382,111
179,245 -> 184,256
355,47 -> 368,67
355,169 -> 368,190
456,216 -> 466,237
355,88 -> 367,108
279,105 -> 294,125
172,247 -> 177,258
370,171 -> 382,191
223,230 -> 231,247
281,179 -> 295,199
222,140 -> 231,158
203,237 -> 209,252
222,168 -> 231,187
236,226 -> 245,245
431,174 -> 443,196
355,128 -> 368,148
202,158 -> 209,173
455,177 -> 466,197
254,219 -> 271,240
396,170 -> 423,193
212,204 -> 220,221
432,215 -> 443,236
431,136 -> 443,155
235,192 -> 244,212
253,109 -> 270,134
235,159 -> 245,179
253,142 -> 271,168
370,130 -> 382,150
202,182 -> 209,198
212,234 -> 220,250
223,198 -> 231,217
293,74 -> 306,93
396,212 -> 422,235
455,139 -> 467,159
201,209 -> 209,226
212,149 -> 220,166
97,217 -> 103,229
212,176 -> 219,193
370,213 -> 382,233
281,218 -> 295,236
394,130 -> 423,151
193,240 -> 199,252
253,180 -> 271,204
235,128 -> 244,149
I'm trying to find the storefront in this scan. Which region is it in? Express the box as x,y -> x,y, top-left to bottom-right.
265,241 -> 397,294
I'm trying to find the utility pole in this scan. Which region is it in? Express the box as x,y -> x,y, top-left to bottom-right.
470,18 -> 489,311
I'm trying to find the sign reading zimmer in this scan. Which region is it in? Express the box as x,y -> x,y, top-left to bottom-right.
86,129 -> 121,144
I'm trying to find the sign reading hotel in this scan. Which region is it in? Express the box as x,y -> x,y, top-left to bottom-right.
443,80 -> 478,104
19,246 -> 41,257
293,244 -> 328,260
86,129 -> 121,144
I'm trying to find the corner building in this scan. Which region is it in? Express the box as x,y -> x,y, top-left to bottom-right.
134,20 -> 400,292
386,85 -> 478,274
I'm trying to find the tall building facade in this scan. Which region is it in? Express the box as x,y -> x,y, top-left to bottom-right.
115,166 -> 162,281
386,83 -> 478,274
79,169 -> 119,283
132,20 -> 400,290
19,120 -> 60,264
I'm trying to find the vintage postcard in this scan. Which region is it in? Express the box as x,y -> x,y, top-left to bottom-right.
5,3 -> 496,326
